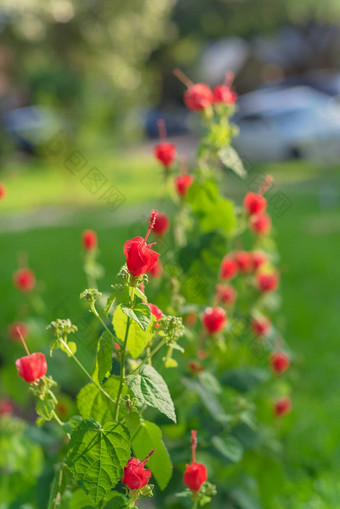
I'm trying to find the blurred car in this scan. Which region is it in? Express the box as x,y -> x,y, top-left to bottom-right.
232,86 -> 340,162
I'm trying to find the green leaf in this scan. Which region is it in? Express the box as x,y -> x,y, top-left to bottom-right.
186,180 -> 237,236
121,303 -> 151,331
68,488 -> 95,509
182,377 -> 230,425
36,398 -> 55,421
92,332 -> 113,384
134,286 -> 147,302
113,305 -> 155,358
132,420 -> 172,490
104,294 -> 116,315
125,411 -> 141,435
66,419 -> 130,505
77,377 -> 127,424
211,435 -> 243,464
126,365 -> 176,423
104,492 -> 129,508
218,146 -> 247,179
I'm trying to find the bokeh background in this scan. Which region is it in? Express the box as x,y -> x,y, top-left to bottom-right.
1,0 -> 340,506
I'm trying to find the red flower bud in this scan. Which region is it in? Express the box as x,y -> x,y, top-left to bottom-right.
174,174 -> 194,198
219,256 -> 238,280
147,302 -> 162,328
251,251 -> 268,271
249,213 -> 272,236
184,84 -> 214,111
13,268 -> 36,293
213,85 -> 237,104
251,316 -> 271,337
152,213 -> 170,236
122,451 -> 154,490
16,352 -> 47,383
82,229 -> 97,250
124,211 -> 160,277
148,259 -> 162,278
256,271 -> 279,293
244,192 -> 267,216
154,143 -> 177,167
183,430 -> 207,492
270,352 -> 290,375
274,396 -> 291,417
234,251 -> 253,274
8,322 -> 28,342
0,182 -> 7,200
202,307 -> 227,334
0,399 -> 14,416
215,284 -> 237,306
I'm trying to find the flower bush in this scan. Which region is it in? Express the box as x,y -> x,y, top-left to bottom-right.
1,71 -> 293,508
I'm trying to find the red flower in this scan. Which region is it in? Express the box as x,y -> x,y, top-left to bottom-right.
213,85 -> 237,104
256,271 -> 279,293
251,251 -> 268,271
184,84 -> 214,111
183,430 -> 207,492
274,396 -> 291,417
270,352 -> 290,375
244,192 -> 267,216
154,143 -> 176,167
148,259 -> 162,278
16,353 -> 47,383
251,316 -> 271,337
219,256 -> 238,280
13,268 -> 36,292
175,174 -> 194,198
215,284 -> 237,306
82,229 -> 97,250
234,251 -> 253,274
152,213 -> 170,236
249,213 -> 272,236
124,211 -> 160,277
202,307 -> 227,334
8,322 -> 28,342
0,399 -> 14,416
0,182 -> 7,200
147,302 -> 162,328
122,450 -> 154,490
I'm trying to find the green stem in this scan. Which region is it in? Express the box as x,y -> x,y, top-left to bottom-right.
192,499 -> 198,509
59,339 -> 115,405
91,303 -> 118,343
130,338 -> 167,375
52,410 -> 64,427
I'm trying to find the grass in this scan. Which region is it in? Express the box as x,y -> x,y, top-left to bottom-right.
1,148 -> 340,506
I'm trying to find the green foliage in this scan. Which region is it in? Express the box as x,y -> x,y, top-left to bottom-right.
67,419 -> 130,504
77,378 -> 126,424
126,365 -> 176,423
132,420 -> 172,490
211,435 -> 244,464
92,332 -> 113,384
186,180 -> 237,236
121,302 -> 152,331
113,304 -> 156,358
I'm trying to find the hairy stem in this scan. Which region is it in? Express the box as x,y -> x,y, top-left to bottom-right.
59,339 -> 115,404
91,303 -> 118,343
130,338 -> 167,375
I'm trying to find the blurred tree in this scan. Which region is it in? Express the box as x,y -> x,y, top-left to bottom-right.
0,0 -> 174,140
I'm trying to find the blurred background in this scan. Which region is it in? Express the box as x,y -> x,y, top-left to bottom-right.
1,0 -> 340,507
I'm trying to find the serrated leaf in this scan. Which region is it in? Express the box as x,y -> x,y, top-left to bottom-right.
219,146 -> 247,179
121,303 -> 151,331
132,420 -> 172,490
104,492 -> 129,508
134,286 -> 147,302
77,378 -> 127,424
211,435 -> 243,464
113,305 -> 155,359
67,419 -> 130,504
126,365 -> 176,423
92,332 -> 113,384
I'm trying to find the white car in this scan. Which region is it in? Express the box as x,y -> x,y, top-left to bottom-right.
232,86 -> 340,163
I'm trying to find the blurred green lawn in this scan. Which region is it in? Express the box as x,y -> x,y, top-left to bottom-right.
0,151 -> 340,506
